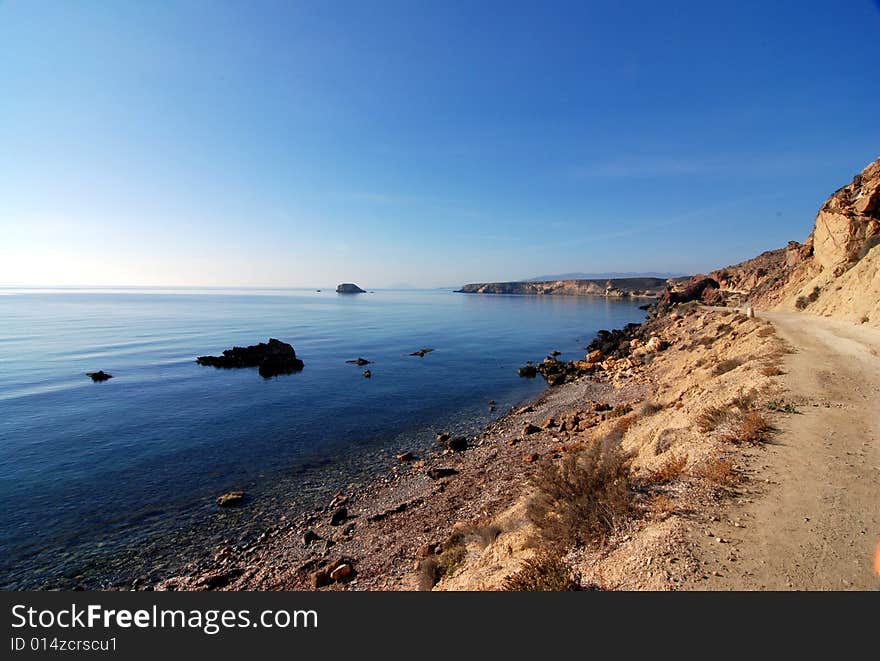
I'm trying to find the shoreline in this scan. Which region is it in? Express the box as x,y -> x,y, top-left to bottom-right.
153,301 -> 792,591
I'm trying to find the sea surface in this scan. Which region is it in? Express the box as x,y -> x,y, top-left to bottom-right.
0,287 -> 646,589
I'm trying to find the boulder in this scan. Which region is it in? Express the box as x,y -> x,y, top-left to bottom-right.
518,362 -> 538,378
197,338 -> 303,378
447,436 -> 468,452
336,283 -> 366,294
329,507 -> 348,526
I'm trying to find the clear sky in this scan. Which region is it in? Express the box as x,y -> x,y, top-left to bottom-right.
2,1 -> 879,288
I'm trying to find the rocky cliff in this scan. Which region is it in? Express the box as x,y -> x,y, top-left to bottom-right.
457,277 -> 668,298
694,155 -> 880,326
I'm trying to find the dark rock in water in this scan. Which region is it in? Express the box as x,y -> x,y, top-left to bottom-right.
549,350 -> 561,357
336,283 -> 366,294
447,436 -> 468,452
409,348 -> 434,357
427,467 -> 458,480
86,370 -> 113,382
346,357 -> 371,366
216,491 -> 245,507
329,507 -> 348,526
518,362 -> 538,378
362,370 -> 372,378
435,432 -> 451,444
196,338 -> 304,378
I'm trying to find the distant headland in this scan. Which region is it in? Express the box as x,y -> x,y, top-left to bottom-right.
455,277 -> 672,298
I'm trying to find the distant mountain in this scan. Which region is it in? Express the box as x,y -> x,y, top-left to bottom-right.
525,271 -> 684,282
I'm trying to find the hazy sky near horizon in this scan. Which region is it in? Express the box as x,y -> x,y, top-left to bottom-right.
2,1 -> 879,288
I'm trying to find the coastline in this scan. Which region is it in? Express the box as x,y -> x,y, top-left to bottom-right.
152,301 -> 792,591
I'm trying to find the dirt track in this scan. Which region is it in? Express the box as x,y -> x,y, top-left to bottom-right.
694,311 -> 880,590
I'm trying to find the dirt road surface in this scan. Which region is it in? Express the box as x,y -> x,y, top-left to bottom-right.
693,311 -> 880,590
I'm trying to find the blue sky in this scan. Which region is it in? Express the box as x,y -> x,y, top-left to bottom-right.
1,1 -> 879,287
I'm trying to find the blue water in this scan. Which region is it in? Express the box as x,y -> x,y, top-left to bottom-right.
0,288 -> 645,589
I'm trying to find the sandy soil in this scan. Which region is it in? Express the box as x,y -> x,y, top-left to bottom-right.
690,311 -> 880,589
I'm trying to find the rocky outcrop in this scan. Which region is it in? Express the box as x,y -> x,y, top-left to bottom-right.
810,159 -> 880,273
196,338 -> 304,378
704,155 -> 880,325
457,277 -> 668,297
336,283 -> 366,294
658,277 -> 720,306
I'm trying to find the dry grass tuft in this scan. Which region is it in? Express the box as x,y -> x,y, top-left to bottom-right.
760,364 -> 785,376
648,454 -> 688,485
692,457 -> 739,487
728,411 -> 772,444
647,494 -> 677,521
695,405 -> 729,433
527,440 -> 632,550
502,552 -> 578,591
713,357 -> 745,376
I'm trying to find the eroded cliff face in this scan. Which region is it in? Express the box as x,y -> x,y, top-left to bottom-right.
713,155 -> 880,325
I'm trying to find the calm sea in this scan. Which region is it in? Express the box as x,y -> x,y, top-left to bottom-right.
0,287 -> 645,589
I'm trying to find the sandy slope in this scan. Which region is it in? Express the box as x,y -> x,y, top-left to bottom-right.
693,311 -> 880,589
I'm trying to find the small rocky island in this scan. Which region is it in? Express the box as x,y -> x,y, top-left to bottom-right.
336,283 -> 366,294
196,338 -> 304,378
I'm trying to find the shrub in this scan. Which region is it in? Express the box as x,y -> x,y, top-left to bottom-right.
647,494 -> 677,521
527,441 -> 632,549
648,454 -> 688,484
502,552 -> 578,591
861,316 -> 870,324
692,457 -> 739,487
713,358 -> 744,376
760,365 -> 784,376
720,411 -> 772,444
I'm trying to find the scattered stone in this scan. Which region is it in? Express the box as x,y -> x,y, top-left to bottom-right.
427,467 -> 458,480
507,437 -> 521,446
329,507 -> 348,526
540,417 -> 557,430
311,570 -> 331,588
522,423 -> 540,435
216,491 -> 245,507
514,405 -> 534,415
302,530 -> 321,546
435,432 -> 451,444
86,370 -> 113,382
522,453 -> 539,463
397,451 -> 416,462
417,543 -> 437,558
330,563 -> 353,582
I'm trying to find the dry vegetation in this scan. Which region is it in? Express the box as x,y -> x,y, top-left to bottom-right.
502,552 -> 579,591
526,440 -> 632,550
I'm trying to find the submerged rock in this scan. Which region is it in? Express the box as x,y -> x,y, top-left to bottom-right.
196,338 -> 304,378
216,491 -> 245,507
86,370 -> 113,382
336,283 -> 366,294
363,370 -> 372,378
409,348 -> 434,357
346,357 -> 371,366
